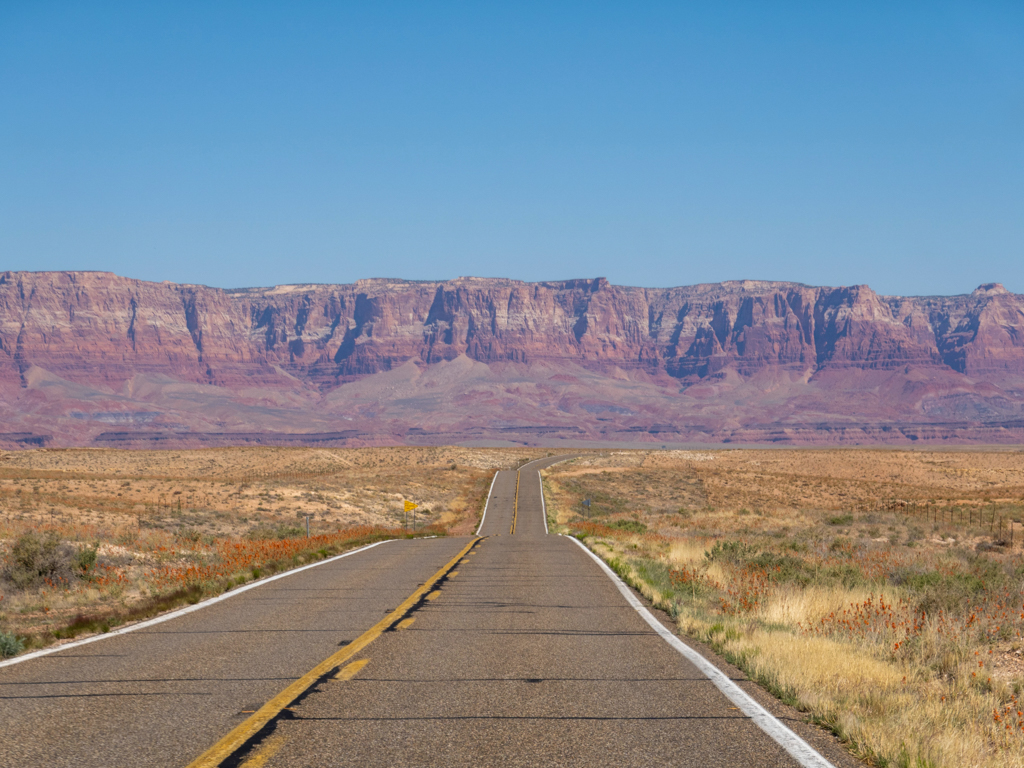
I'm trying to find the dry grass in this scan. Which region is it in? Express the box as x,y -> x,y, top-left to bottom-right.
544,448 -> 1024,768
0,445 -> 545,651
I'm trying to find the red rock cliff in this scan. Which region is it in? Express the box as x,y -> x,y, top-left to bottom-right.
1,271 -> 1022,447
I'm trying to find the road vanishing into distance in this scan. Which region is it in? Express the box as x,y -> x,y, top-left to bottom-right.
1,457 -> 856,767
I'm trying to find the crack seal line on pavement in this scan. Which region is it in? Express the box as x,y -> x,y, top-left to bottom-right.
186,536 -> 482,768
564,534 -> 836,768
0,538 -> 401,670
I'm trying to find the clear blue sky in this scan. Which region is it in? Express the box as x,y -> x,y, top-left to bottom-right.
1,2 -> 1021,295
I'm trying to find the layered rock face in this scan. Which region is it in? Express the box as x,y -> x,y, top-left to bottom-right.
1,271 -> 1022,447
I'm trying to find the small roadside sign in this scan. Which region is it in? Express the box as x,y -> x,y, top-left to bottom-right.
404,500 -> 419,530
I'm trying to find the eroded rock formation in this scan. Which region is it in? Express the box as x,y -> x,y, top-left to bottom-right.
1,271 -> 1022,447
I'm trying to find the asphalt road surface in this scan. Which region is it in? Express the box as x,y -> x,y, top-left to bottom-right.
0,537 -> 470,767
1,456 -> 855,767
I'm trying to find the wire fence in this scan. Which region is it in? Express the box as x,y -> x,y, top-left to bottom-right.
878,498 -> 1020,547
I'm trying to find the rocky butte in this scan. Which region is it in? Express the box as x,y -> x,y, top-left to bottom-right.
1,271 -> 1023,449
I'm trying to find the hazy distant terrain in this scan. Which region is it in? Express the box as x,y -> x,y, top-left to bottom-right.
2,271 -> 1023,448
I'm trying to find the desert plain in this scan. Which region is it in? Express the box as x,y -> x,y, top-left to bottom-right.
543,448 -> 1024,768
1,445 -> 1023,768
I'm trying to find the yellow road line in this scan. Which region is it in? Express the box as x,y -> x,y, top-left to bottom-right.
510,471 -> 520,534
186,537 -> 480,768
449,570 -> 458,578
425,590 -> 441,601
395,618 -> 415,630
333,659 -> 370,680
238,734 -> 286,768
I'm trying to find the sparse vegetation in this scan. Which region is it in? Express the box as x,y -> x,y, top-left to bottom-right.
0,630 -> 24,658
3,531 -> 77,589
544,448 -> 1024,768
0,445 -> 532,655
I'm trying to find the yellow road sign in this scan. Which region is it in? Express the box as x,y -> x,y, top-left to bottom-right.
404,500 -> 418,512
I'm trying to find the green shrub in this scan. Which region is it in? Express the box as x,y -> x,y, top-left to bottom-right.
2,531 -> 76,589
827,514 -> 854,526
73,544 -> 98,574
829,536 -> 853,553
0,631 -> 24,658
632,557 -> 673,594
821,563 -> 865,589
705,540 -> 756,564
967,554 -> 1005,586
893,568 -> 989,616
748,551 -> 813,584
607,519 -> 648,534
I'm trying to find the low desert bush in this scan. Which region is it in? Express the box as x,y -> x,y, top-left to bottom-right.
2,531 -> 77,589
0,630 -> 24,658
73,543 -> 98,575
704,539 -> 755,563
606,519 -> 647,534
175,526 -> 202,545
244,524 -> 305,541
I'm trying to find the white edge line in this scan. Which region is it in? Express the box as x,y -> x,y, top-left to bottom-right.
539,471 -> 548,534
529,455 -> 573,537
563,534 -> 835,768
475,470 -> 499,535
0,538 -> 397,669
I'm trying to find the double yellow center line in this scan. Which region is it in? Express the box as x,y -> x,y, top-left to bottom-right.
187,536 -> 481,768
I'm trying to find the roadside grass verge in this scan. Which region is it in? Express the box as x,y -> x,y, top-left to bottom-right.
1,523 -> 444,656
543,452 -> 1024,768
571,527 -> 1024,768
0,445 -> 547,657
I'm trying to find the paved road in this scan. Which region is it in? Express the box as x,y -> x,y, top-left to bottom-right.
2,456 -> 853,767
477,468 -> 517,536
220,456 -> 847,767
0,537 -> 470,767
477,456 -> 561,538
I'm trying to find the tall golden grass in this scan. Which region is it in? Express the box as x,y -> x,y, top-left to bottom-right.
545,449 -> 1024,768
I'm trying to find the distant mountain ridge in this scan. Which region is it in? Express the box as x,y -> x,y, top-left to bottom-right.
1,270 -> 1022,448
